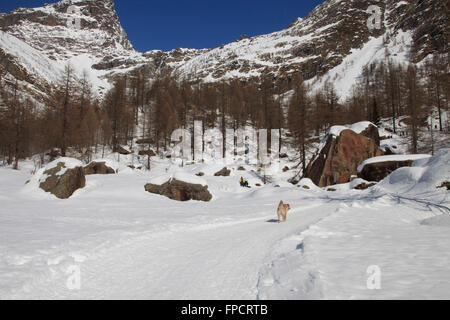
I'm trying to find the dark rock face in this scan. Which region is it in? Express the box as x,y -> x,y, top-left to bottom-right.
145,179 -> 212,202
39,162 -> 86,199
360,124 -> 381,147
437,182 -> 450,191
83,161 -> 115,175
358,160 -> 415,182
214,167 -> 231,177
0,0 -> 132,54
398,0 -> 448,61
305,129 -> 383,187
383,147 -> 395,156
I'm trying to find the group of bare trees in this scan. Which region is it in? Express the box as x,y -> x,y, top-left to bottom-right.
0,53 -> 448,170
0,80 -> 34,169
0,65 -> 105,166
345,54 -> 449,153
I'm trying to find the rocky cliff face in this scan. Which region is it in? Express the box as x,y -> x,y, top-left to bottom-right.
0,0 -> 148,101
0,0 -> 210,101
0,0 -> 132,60
0,0 -> 447,102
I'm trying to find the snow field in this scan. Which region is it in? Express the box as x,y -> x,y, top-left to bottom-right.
0,149 -> 449,299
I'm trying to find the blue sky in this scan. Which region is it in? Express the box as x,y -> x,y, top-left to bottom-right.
0,0 -> 325,52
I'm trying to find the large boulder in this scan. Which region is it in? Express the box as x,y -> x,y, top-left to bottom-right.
214,167 -> 231,176
357,155 -> 432,182
145,179 -> 212,202
83,161 -> 115,175
39,161 -> 86,199
358,160 -> 415,182
304,129 -> 383,187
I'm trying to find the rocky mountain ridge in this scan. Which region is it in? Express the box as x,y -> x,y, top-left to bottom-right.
0,0 -> 447,103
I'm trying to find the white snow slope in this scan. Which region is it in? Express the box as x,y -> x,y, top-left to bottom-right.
0,150 -> 449,300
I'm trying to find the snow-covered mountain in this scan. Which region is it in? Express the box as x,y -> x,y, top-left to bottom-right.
0,0 -> 143,99
174,0 -> 447,99
0,0 -> 447,101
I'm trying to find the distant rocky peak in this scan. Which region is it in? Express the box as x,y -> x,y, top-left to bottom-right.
0,0 -> 133,60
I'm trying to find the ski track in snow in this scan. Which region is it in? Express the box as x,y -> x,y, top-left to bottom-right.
3,200 -> 329,300
0,150 -> 449,299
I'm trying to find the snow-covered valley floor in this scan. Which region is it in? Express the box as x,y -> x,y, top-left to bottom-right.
0,153 -> 449,300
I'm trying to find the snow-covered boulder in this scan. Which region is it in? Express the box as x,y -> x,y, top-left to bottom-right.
376,149 -> 450,194
350,178 -> 377,190
214,167 -> 231,177
358,154 -> 431,182
36,158 -> 86,199
326,122 -> 379,140
297,178 -> 322,191
83,161 -> 116,175
145,172 -> 212,202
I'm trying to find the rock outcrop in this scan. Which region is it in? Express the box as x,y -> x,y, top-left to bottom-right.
437,182 -> 450,191
145,179 -> 212,202
358,160 -> 416,182
83,161 -> 115,175
357,155 -> 432,182
39,161 -> 86,199
214,167 -> 231,177
304,129 -> 383,187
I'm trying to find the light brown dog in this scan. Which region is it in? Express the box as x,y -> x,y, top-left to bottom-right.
277,201 -> 291,223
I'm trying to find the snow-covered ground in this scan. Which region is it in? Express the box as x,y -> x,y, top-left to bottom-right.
0,149 -> 449,300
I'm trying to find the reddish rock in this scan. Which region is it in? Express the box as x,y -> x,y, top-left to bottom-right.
304,129 -> 383,187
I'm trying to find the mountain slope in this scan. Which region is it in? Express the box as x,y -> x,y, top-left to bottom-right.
0,0 -> 447,101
